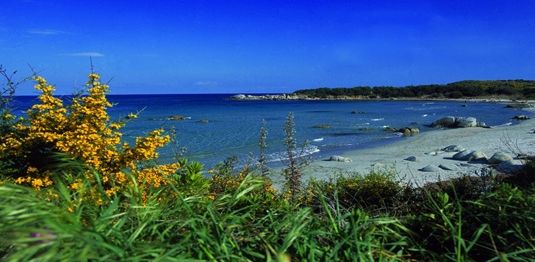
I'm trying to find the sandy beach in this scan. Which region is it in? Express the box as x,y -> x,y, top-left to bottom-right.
299,118 -> 535,186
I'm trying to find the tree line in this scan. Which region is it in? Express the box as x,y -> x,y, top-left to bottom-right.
294,80 -> 535,99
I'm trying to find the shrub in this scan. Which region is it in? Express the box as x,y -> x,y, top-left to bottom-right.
306,169 -> 412,214
209,157 -> 276,202
0,73 -> 180,200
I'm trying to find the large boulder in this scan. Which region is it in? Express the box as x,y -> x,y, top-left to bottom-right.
456,117 -> 477,128
467,151 -> 487,162
431,116 -> 482,128
489,152 -> 513,164
431,116 -> 456,128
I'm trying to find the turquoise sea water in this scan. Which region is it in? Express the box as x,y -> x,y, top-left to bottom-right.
10,95 -> 531,168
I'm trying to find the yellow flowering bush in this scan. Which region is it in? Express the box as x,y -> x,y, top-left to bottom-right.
0,73 -> 180,196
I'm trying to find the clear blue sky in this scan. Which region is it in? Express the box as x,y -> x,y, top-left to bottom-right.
1,0 -> 534,95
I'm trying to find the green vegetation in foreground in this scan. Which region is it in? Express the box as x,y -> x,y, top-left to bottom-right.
1,160 -> 535,261
1,69 -> 535,261
294,80 -> 535,99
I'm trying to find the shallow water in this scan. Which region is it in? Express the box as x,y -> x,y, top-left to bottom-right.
10,95 -> 531,168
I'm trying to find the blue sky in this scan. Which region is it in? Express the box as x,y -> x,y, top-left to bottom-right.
1,0 -> 535,95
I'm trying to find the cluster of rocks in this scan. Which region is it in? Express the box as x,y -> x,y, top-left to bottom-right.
430,116 -> 489,128
408,144 -> 523,174
384,126 -> 420,136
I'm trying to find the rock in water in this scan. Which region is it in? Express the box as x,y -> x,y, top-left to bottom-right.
383,126 -> 397,132
419,165 -> 442,172
312,124 -> 331,129
489,152 -> 513,164
404,156 -> 417,162
398,127 -> 420,136
431,116 -> 456,128
452,150 -> 475,161
167,115 -> 189,121
328,155 -> 352,162
455,117 -> 477,128
442,145 -> 465,152
513,115 -> 530,120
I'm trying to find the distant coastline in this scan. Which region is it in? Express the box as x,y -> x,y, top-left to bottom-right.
231,93 -> 535,103
231,80 -> 535,102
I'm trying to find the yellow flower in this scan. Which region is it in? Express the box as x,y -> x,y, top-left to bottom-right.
0,73 -> 181,199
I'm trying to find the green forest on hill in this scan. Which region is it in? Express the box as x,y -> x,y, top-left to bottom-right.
294,80 -> 535,99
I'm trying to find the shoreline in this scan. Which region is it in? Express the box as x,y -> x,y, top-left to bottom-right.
282,118 -> 535,186
231,93 -> 535,104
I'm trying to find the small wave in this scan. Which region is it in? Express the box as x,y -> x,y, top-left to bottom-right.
371,118 -> 384,121
312,137 -> 324,142
404,106 -> 447,111
491,122 -> 512,128
266,145 -> 320,162
422,114 -> 428,117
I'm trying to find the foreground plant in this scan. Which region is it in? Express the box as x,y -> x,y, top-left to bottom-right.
0,73 -> 179,199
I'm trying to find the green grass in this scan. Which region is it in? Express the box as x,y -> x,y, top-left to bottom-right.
1,161 -> 535,261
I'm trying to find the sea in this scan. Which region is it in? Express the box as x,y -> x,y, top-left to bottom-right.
9,94 -> 531,168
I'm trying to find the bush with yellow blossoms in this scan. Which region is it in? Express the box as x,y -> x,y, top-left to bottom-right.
0,73 -> 180,198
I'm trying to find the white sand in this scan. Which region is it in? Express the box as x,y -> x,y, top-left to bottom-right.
300,119 -> 535,186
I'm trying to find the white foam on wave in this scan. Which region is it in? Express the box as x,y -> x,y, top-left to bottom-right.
491,122 -> 513,128
371,118 -> 384,121
266,145 -> 320,163
312,137 -> 324,142
422,114 -> 428,117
